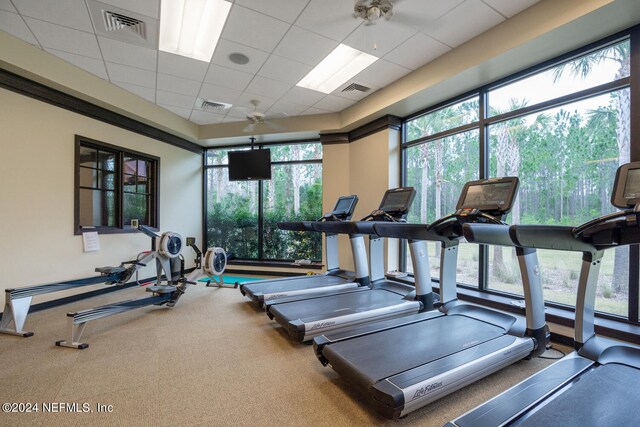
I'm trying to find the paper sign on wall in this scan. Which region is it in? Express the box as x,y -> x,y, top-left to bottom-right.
82,231 -> 100,252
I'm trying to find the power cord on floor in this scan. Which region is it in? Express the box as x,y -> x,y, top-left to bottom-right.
538,344 -> 567,360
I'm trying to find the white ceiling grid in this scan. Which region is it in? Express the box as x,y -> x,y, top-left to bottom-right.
0,0 -> 539,129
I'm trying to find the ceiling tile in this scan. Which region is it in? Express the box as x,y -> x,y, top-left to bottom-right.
313,95 -> 355,112
222,5 -> 290,53
158,51 -> 209,81
273,25 -> 338,67
98,36 -> 157,71
13,0 -> 93,32
190,110 -> 225,125
267,100 -> 310,117
234,93 -> 277,112
427,0 -> 505,48
198,83 -> 242,104
352,59 -> 411,90
295,0 -> 362,42
390,0 -> 464,30
245,75 -> 292,99
257,55 -> 311,85
225,105 -> 253,119
482,0 -> 539,18
301,107 -> 331,116
342,18 -> 418,58
106,62 -> 156,89
45,48 -> 108,79
156,90 -> 196,109
0,10 -> 39,45
0,0 -> 17,12
235,0 -> 309,24
24,18 -> 101,58
158,104 -> 191,119
211,38 -> 269,74
157,73 -> 202,97
383,32 -> 450,70
97,0 -> 159,19
204,64 -> 253,92
221,116 -> 243,123
113,81 -> 156,103
284,86 -> 326,107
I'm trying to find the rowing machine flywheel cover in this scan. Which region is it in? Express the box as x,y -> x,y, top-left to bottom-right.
204,247 -> 227,276
159,232 -> 183,258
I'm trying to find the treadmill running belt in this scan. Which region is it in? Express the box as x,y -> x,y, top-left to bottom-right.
270,285 -> 411,323
324,315 -> 507,386
243,275 -> 348,296
517,363 -> 640,426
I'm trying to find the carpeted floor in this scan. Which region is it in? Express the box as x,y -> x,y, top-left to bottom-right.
0,283 -> 566,426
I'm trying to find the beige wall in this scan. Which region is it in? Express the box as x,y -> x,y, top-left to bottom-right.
321,127 -> 401,273
0,88 -> 202,301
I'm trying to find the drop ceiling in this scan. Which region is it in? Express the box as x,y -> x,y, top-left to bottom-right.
0,0 -> 540,143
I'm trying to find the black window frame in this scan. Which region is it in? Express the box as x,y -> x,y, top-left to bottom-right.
74,135 -> 159,234
203,140 -> 323,264
400,24 -> 640,326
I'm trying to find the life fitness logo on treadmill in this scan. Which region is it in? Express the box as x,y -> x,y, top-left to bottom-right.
412,382 -> 443,400
309,321 -> 336,331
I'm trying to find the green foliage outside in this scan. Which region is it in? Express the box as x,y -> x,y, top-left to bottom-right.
403,41 -> 631,317
205,144 -> 323,261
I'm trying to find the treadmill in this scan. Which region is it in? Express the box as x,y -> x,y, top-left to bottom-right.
266,187 -> 439,342
448,162 -> 640,427
313,177 -> 549,419
240,195 -> 366,307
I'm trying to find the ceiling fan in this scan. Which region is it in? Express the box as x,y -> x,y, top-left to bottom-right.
353,0 -> 394,25
243,100 -> 287,133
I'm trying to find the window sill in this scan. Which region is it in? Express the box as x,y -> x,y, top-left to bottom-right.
390,275 -> 640,346
227,259 -> 323,270
75,226 -> 158,236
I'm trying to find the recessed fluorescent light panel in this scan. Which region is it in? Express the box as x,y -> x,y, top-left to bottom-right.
159,0 -> 231,62
297,44 -> 378,94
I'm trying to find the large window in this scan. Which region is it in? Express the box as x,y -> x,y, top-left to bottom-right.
75,135 -> 158,234
401,33 -> 638,322
404,101 -> 479,283
204,143 -> 322,262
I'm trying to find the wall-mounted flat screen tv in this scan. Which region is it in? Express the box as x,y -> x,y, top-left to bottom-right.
228,149 -> 271,181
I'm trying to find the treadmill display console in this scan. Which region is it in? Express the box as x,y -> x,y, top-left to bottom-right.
457,177 -> 519,214
332,195 -> 358,218
612,161 -> 640,208
379,187 -> 416,214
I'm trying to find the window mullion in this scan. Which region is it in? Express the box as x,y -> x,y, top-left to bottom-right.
478,88 -> 489,291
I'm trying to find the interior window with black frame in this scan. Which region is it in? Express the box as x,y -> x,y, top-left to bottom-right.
75,135 -> 158,234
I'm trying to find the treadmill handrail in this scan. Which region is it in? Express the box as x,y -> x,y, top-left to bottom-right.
310,221 -> 360,234
428,211 -> 503,231
509,224 -> 598,254
277,221 -> 317,232
462,223 -> 516,247
373,223 -> 454,243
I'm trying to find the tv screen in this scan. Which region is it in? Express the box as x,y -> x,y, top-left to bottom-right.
228,149 -> 271,181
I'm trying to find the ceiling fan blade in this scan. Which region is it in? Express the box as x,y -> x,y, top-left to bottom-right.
242,123 -> 256,133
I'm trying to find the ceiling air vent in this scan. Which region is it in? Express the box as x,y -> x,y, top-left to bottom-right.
341,83 -> 371,93
103,11 -> 146,39
201,100 -> 232,112
87,0 -> 157,49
